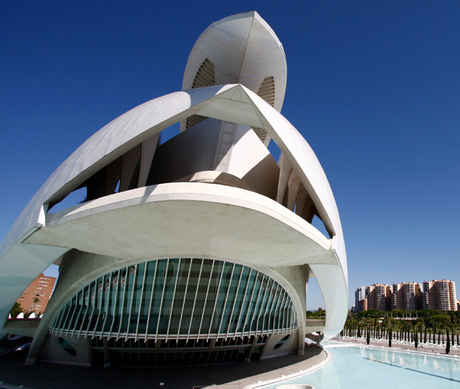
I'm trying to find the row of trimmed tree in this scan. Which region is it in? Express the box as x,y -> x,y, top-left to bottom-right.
341,312 -> 459,354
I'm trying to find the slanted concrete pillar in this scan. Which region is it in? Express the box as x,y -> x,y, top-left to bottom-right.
103,338 -> 110,368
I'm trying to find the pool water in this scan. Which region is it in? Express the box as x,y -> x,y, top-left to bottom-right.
266,346 -> 460,389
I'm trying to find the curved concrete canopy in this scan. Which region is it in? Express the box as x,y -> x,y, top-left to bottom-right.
25,183 -> 334,266
0,83 -> 347,340
1,84 -> 344,263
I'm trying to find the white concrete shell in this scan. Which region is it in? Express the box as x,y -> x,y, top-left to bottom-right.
1,84 -> 347,336
0,11 -> 347,365
182,11 -> 287,112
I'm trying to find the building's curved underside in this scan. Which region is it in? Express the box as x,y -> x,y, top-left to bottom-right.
0,11 -> 347,366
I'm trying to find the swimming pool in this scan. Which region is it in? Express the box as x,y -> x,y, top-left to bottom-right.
263,346 -> 460,389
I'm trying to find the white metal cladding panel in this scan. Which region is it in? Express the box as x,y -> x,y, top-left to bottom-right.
49,258 -> 298,341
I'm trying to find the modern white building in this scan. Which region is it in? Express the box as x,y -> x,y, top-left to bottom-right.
0,11 -> 348,367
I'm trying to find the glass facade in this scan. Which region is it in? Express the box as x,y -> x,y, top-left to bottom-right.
50,258 -> 297,342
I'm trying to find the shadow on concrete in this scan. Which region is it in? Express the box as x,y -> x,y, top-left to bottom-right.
0,346 -> 325,389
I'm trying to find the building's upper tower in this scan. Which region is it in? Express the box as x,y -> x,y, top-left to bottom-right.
181,11 -> 287,143
183,11 -> 286,110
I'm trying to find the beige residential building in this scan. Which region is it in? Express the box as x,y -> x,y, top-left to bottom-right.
422,280 -> 457,311
391,282 -> 422,311
367,284 -> 391,311
358,299 -> 368,312
16,273 -> 56,314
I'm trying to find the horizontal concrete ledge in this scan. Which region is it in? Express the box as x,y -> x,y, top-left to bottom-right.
305,319 -> 325,327
4,318 -> 40,337
305,319 -> 325,333
26,182 -> 336,268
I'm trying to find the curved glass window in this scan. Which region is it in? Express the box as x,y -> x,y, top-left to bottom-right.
49,258 -> 297,342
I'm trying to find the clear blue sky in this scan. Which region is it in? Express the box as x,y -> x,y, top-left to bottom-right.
1,1 -> 459,310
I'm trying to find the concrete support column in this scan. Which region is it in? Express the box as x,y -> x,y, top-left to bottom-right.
297,328 -> 305,355
103,338 -> 110,368
245,336 -> 258,361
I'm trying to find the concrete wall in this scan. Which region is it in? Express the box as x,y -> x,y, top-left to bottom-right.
147,118 -> 221,185
259,331 -> 300,359
39,333 -> 91,366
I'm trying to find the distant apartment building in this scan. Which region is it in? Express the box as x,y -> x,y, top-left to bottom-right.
391,282 -> 422,311
355,280 -> 457,312
358,298 -> 368,312
16,273 -> 56,314
367,284 -> 391,311
422,280 -> 457,311
355,286 -> 367,312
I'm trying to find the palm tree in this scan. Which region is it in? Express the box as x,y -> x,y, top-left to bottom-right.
10,302 -> 22,318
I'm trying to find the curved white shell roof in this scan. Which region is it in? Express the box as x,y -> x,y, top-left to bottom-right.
0,84 -> 347,340
1,12 -> 347,345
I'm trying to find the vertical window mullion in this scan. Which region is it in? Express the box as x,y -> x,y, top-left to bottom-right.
135,262 -> 149,341
226,265 -> 244,336
197,260 -> 216,338
255,277 -> 270,335
279,292 -> 288,333
57,302 -> 70,336
92,277 -> 104,338
97,276 -> 108,339
101,272 -> 113,336
155,258 -> 171,340
233,268 -> 252,338
55,303 -> 69,336
282,293 -> 289,331
71,291 -> 84,337
166,258 -> 182,338
83,281 -> 95,337
268,284 -> 282,332
66,295 -> 79,337
77,286 -> 90,337
60,304 -> 71,336
116,269 -> 129,340
125,264 -> 138,340
207,261 -> 226,341
241,270 -> 257,335
63,298 -> 74,336
145,261 -> 159,340
217,263 -> 235,338
279,292 -> 286,331
187,258 -> 204,341
49,310 -> 61,333
249,274 -> 264,337
262,280 -> 276,334
177,258 -> 193,340
108,269 -> 121,339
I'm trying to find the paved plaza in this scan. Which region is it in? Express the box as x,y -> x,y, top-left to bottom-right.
0,345 -> 326,389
